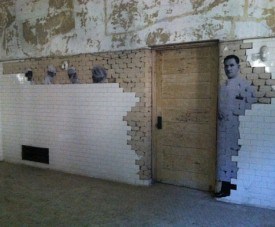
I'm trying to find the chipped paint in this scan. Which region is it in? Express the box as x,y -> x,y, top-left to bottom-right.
0,2 -> 16,53
22,0 -> 75,46
146,28 -> 170,46
0,4 -> 14,31
112,34 -> 127,48
110,0 -> 139,32
1,0 -> 275,60
263,8 -> 275,32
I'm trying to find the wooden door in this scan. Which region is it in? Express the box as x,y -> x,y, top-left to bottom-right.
153,42 -> 218,191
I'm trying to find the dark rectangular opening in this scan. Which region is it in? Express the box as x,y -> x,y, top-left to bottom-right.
22,145 -> 49,164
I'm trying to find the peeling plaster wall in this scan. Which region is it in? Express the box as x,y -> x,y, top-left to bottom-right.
1,0 -> 275,60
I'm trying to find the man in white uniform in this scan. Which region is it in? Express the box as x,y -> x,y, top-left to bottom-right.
216,55 -> 256,197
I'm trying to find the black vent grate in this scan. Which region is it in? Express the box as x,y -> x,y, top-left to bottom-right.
22,145 -> 49,164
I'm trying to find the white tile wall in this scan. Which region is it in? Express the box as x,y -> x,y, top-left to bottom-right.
222,101 -> 275,210
219,38 -> 275,210
0,74 -> 150,186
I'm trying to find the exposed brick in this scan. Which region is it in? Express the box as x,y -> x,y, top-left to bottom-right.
241,42 -> 253,49
246,73 -> 259,80
253,67 -> 266,73
135,159 -> 145,166
258,73 -> 271,79
241,67 -> 253,74
266,79 -> 275,86
258,98 -> 271,104
252,79 -> 266,86
259,86 -> 272,92
265,91 -> 275,98
254,91 -> 265,98
234,49 -> 246,57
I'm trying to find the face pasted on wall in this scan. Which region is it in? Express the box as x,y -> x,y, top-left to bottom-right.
67,66 -> 80,84
44,65 -> 57,85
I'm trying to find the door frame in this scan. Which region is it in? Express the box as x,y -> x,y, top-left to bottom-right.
151,40 -> 219,183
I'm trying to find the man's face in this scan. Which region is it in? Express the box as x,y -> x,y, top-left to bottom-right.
224,58 -> 240,79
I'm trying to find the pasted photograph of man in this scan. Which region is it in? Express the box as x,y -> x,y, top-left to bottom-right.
44,65 -> 57,85
216,55 -> 257,198
67,67 -> 80,84
91,65 -> 108,83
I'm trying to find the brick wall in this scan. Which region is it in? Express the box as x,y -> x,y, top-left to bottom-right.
1,49 -> 152,182
218,38 -> 275,210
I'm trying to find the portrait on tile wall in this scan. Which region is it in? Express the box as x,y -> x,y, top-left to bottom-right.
216,54 -> 257,198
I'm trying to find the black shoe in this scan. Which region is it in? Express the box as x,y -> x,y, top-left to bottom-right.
215,191 -> 230,198
215,181 -> 231,198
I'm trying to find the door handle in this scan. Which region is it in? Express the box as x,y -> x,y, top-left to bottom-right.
157,116 -> 162,129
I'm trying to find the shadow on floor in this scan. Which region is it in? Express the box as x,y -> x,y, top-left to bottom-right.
0,162 -> 274,226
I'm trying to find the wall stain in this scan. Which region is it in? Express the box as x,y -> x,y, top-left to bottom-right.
0,4 -> 14,31
25,0 -> 41,12
87,38 -> 101,51
0,2 -> 16,53
112,34 -> 127,48
190,0 -> 226,15
193,21 -> 224,40
23,0 -> 75,46
49,0 -> 73,9
263,8 -> 275,32
190,0 -> 205,11
144,11 -> 159,26
110,0 -> 140,31
77,0 -> 89,4
153,0 -> 227,24
130,34 -> 141,44
146,28 -> 170,45
63,32 -> 77,53
76,6 -> 89,29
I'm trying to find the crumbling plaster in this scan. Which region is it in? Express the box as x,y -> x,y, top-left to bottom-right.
0,0 -> 275,60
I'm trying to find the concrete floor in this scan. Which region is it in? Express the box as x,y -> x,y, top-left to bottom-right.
0,162 -> 274,227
